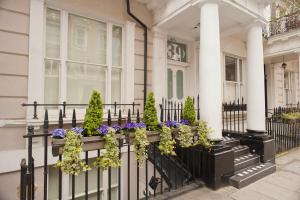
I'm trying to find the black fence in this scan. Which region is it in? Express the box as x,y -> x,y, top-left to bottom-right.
272,103 -> 300,118
159,96 -> 200,122
267,118 -> 300,154
20,101 -> 207,200
160,96 -> 247,134
222,98 -> 247,134
265,11 -> 300,37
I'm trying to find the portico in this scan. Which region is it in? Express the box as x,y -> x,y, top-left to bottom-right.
147,0 -> 269,140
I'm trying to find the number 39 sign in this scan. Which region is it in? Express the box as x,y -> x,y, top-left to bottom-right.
167,40 -> 187,63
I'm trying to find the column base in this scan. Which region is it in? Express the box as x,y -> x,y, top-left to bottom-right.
240,130 -> 275,163
204,142 -> 234,190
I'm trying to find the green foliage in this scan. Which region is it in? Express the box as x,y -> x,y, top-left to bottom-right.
94,128 -> 121,169
182,96 -> 196,125
83,91 -> 103,136
133,128 -> 150,166
282,112 -> 300,120
56,131 -> 90,175
272,0 -> 300,17
159,125 -> 176,156
194,120 -> 213,149
176,124 -> 193,148
144,92 -> 159,130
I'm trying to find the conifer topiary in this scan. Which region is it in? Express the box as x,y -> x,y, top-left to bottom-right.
182,96 -> 196,125
144,92 -> 159,130
83,90 -> 103,136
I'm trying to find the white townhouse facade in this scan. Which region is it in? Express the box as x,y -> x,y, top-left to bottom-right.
0,0 -> 287,199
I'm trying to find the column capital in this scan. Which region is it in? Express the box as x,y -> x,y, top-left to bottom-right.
152,27 -> 167,39
195,0 -> 221,8
246,19 -> 265,30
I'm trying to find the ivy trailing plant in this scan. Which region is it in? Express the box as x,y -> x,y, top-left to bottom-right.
182,96 -> 196,125
124,122 -> 149,166
176,124 -> 194,148
55,130 -> 90,175
194,120 -> 213,149
144,92 -> 159,130
94,126 -> 121,169
83,90 -> 104,136
159,124 -> 176,156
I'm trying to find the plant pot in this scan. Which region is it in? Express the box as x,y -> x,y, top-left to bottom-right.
52,134 -> 123,157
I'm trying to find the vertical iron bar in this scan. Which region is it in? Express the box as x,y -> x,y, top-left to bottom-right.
27,126 -> 34,200
43,110 -> 49,200
108,167 -> 112,200
127,134 -> 131,200
85,151 -> 89,200
114,102 -> 117,116
62,101 -> 66,118
33,101 -> 38,119
58,155 -> 62,200
97,150 -> 101,200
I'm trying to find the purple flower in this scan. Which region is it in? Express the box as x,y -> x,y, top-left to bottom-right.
97,125 -> 109,135
137,122 -> 146,129
51,128 -> 66,138
165,120 -> 179,128
180,119 -> 189,125
71,127 -> 84,135
124,122 -> 137,131
112,124 -> 121,132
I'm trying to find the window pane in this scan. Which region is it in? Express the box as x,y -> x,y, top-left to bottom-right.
46,8 -> 60,58
225,56 -> 237,82
225,82 -> 237,102
44,59 -> 59,104
68,14 -> 107,64
112,25 -> 122,66
176,70 -> 183,100
67,62 -> 106,103
111,69 -> 121,103
167,69 -> 173,99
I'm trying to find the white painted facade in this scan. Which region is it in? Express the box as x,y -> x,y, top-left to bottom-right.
1,0 -> 297,199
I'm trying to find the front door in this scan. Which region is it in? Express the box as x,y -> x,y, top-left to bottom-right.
167,66 -> 185,102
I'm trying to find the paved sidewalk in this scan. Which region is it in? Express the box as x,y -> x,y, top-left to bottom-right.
173,148 -> 300,200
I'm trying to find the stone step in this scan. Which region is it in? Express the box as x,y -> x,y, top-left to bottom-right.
229,162 -> 276,189
223,136 -> 240,147
234,154 -> 260,171
232,145 -> 249,157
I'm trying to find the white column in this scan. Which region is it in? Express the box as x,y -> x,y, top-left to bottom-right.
152,29 -> 167,109
247,22 -> 266,132
199,2 -> 222,141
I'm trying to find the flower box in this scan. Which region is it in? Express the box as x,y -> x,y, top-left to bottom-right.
52,126 -> 199,157
52,135 -> 123,157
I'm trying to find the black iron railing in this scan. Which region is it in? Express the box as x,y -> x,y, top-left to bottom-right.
264,11 -> 300,37
222,98 -> 247,134
271,102 -> 300,118
267,117 -> 300,154
20,102 -> 208,200
159,96 -> 200,122
160,96 -> 247,134
22,101 -> 140,119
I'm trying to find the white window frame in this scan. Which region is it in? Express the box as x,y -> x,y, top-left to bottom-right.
27,0 -> 135,123
223,54 -> 244,102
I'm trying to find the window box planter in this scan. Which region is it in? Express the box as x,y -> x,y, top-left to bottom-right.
52,126 -> 199,157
